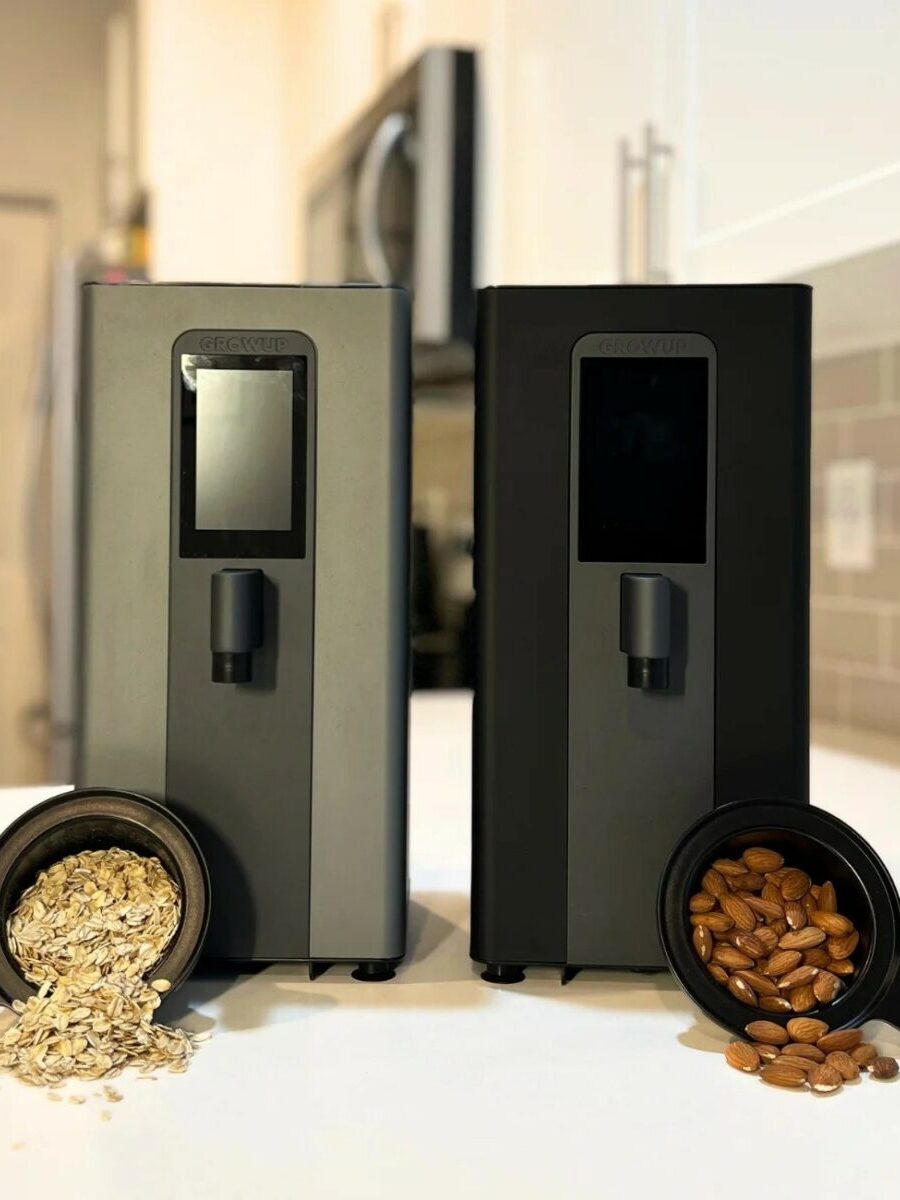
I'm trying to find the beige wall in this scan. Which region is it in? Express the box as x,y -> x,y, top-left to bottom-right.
811,347 -> 900,747
0,0 -> 116,247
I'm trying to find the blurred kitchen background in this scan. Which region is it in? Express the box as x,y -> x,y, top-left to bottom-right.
2,0 -> 900,784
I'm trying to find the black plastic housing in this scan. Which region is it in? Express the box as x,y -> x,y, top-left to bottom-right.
472,285 -> 811,974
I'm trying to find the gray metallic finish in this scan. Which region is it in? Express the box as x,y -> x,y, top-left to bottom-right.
77,285 -> 173,796
309,288 -> 411,962
567,333 -> 717,968
166,328 -> 316,962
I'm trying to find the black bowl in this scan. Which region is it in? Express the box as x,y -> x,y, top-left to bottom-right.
0,788 -> 210,1006
658,799 -> 900,1037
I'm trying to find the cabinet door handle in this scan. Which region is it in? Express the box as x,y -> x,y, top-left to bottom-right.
644,123 -> 673,285
618,123 -> 673,284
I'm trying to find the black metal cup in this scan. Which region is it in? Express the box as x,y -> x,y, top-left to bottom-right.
0,788 -> 210,1007
658,799 -> 900,1036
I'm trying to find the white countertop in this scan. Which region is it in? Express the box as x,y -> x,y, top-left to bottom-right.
2,692 -> 899,1198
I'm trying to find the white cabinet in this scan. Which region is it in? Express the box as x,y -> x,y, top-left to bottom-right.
479,0 -> 675,285
672,0 -> 900,282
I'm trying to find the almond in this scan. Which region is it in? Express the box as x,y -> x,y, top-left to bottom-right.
773,1054 -> 814,1072
788,984 -> 816,1012
724,1041 -> 760,1072
689,891 -> 717,913
762,949 -> 802,977
818,881 -> 837,912
777,964 -> 819,992
755,926 -> 779,953
760,1062 -> 807,1088
851,1043 -> 878,1069
809,911 -> 854,937
761,883 -> 784,907
759,995 -> 793,1014
826,930 -> 859,961
802,891 -> 818,915
702,868 -> 728,898
728,975 -> 758,1007
746,1020 -> 789,1046
828,958 -> 855,977
871,1056 -> 899,1081
753,1041 -> 781,1061
712,945 -> 754,970
812,971 -> 842,1004
693,924 -> 714,963
728,871 -> 765,892
808,1064 -> 842,1093
786,1017 -> 830,1044
765,869 -> 790,885
803,948 -> 832,968
719,893 -> 757,933
707,963 -> 729,985
817,1028 -> 863,1053
825,1050 -> 860,1081
784,1043 -> 825,1063
742,847 -> 785,873
734,970 -> 780,998
778,927 -> 826,951
713,858 -> 747,878
780,869 -> 811,901
784,901 -> 807,930
770,919 -> 789,937
745,896 -> 784,922
731,932 -> 765,959
691,912 -> 734,933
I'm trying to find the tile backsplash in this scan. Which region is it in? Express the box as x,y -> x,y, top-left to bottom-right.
811,346 -> 900,750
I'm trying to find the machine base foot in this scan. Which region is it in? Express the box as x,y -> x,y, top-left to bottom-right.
351,961 -> 396,982
481,963 -> 525,985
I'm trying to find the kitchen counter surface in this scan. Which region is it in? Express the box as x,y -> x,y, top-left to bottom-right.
1,692 -> 899,1198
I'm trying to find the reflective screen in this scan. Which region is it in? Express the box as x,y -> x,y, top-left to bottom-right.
578,356 -> 709,563
195,368 -> 293,531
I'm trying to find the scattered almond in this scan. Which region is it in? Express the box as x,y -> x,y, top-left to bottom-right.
825,1051 -> 860,1081
690,892 -> 716,913
725,1041 -> 760,1072
763,949 -> 802,978
851,1044 -> 878,1069
784,1043 -> 825,1063
760,1062 -> 807,1088
728,975 -> 758,1006
788,984 -> 817,1013
871,1056 -> 899,1081
817,1028 -> 863,1053
818,881 -> 838,912
745,1020 -> 789,1046
786,1017 -> 830,1044
720,893 -> 757,933
777,965 -> 819,992
784,901 -> 807,930
808,1064 -> 842,1093
827,931 -> 860,961
713,859 -> 747,878
809,911 -> 854,937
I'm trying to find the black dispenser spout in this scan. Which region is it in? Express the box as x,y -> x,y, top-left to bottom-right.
210,569 -> 264,683
620,572 -> 671,690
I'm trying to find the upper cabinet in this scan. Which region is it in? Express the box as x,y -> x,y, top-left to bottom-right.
672,0 -> 900,283
479,0 -> 674,285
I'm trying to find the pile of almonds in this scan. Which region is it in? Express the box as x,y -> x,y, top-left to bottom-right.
691,845 -> 858,1012
725,1017 -> 898,1094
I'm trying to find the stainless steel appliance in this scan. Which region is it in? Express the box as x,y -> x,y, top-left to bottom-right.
305,47 -> 475,381
77,283 -> 410,979
472,284 -> 811,982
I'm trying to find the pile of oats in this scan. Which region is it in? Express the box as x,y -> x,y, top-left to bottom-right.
0,848 -> 207,1090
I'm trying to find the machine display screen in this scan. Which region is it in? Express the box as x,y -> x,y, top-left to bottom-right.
577,356 -> 709,564
180,354 -> 308,558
